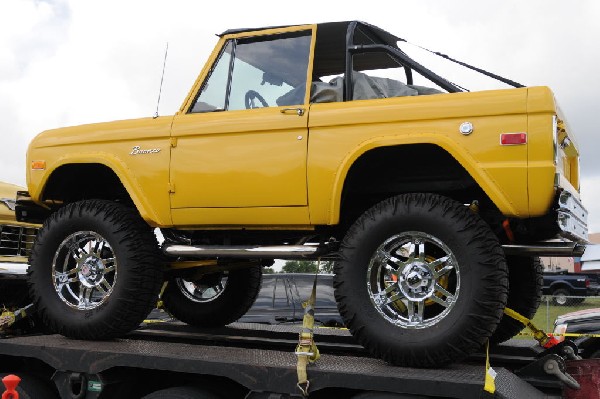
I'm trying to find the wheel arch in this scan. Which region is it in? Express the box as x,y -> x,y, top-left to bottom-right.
35,156 -> 169,226
331,139 -> 509,226
549,282 -> 573,294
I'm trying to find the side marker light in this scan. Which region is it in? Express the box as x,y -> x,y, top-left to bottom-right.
500,133 -> 527,145
31,160 -> 46,170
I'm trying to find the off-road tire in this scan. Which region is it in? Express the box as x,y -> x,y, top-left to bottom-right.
162,266 -> 262,327
142,386 -> 220,399
28,200 -> 164,340
490,256 -> 543,344
334,193 -> 508,367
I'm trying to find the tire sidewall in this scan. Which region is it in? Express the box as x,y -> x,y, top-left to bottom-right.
335,194 -> 507,364
33,211 -> 129,325
28,200 -> 163,338
163,266 -> 262,327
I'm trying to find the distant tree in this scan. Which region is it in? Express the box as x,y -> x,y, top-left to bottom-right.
263,266 -> 275,274
320,261 -> 335,274
282,260 -> 318,273
281,260 -> 335,274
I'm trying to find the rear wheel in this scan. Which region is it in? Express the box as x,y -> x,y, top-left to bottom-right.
162,266 -> 262,327
334,193 -> 508,367
551,288 -> 573,306
490,256 -> 543,344
28,200 -> 164,339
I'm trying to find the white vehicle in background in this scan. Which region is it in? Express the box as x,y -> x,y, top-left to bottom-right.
581,244 -> 600,272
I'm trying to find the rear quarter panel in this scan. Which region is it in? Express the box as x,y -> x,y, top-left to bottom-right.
307,88 -> 535,224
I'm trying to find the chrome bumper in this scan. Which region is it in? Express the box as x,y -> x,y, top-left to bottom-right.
557,189 -> 588,243
0,262 -> 27,279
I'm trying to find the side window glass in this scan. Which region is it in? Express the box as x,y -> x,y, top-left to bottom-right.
190,31 -> 312,113
228,33 -> 312,111
191,41 -> 233,113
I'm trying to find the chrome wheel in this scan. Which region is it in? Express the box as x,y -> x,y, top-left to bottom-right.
52,231 -> 117,310
176,273 -> 228,303
367,231 -> 460,329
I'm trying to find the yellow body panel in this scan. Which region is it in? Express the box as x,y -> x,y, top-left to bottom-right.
170,108 -> 309,211
27,117 -> 173,226
25,23 -> 575,229
0,181 -> 24,223
307,89 -> 531,223
0,181 -> 40,264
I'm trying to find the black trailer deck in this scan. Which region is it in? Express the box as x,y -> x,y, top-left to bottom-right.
0,320 -> 561,398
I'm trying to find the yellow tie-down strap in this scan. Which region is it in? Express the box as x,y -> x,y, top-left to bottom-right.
484,306 -> 559,395
503,307 -> 600,339
296,274 -> 321,397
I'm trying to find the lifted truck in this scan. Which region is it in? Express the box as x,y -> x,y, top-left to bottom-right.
17,20 -> 588,369
0,317 -> 585,398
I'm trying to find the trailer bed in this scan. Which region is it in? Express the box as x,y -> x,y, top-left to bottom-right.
0,320 -> 562,398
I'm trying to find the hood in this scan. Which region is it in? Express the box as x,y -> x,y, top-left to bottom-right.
556,308 -> 600,324
30,116 -> 174,149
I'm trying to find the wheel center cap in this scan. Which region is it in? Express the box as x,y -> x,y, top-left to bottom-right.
78,257 -> 104,287
398,262 -> 434,300
406,271 -> 423,286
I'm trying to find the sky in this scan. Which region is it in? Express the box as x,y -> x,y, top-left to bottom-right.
2,0 -> 600,232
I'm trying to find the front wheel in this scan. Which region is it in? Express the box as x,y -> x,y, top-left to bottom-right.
334,193 -> 508,367
28,200 -> 164,340
162,266 -> 262,327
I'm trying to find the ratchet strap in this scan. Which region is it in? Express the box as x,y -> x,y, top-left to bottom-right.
503,307 -> 560,348
0,304 -> 33,331
484,307 -> 562,395
296,266 -> 321,397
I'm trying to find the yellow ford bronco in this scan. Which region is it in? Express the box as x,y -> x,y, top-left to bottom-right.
18,21 -> 587,367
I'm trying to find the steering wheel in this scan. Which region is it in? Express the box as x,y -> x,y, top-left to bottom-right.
244,90 -> 269,109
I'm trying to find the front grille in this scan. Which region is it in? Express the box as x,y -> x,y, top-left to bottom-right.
0,224 -> 38,258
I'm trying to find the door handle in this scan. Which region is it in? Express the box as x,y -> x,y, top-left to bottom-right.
280,108 -> 305,116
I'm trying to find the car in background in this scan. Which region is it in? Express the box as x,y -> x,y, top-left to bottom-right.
0,181 -> 40,308
542,270 -> 596,305
239,273 -> 344,327
553,308 -> 600,358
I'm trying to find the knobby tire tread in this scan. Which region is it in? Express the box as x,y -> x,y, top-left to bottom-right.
28,200 -> 164,340
163,266 -> 262,327
490,256 -> 543,344
334,193 -> 508,367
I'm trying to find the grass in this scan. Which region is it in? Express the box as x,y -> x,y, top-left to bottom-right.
513,296 -> 600,338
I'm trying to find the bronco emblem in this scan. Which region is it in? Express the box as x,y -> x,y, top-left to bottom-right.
130,146 -> 161,155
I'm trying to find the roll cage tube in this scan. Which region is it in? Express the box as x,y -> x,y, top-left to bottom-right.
344,21 -> 461,101
342,21 -> 523,101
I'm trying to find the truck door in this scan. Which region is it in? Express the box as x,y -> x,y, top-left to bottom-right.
170,27 -> 315,226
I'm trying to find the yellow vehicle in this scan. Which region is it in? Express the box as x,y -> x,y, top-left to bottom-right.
0,181 -> 39,308
19,21 -> 587,367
